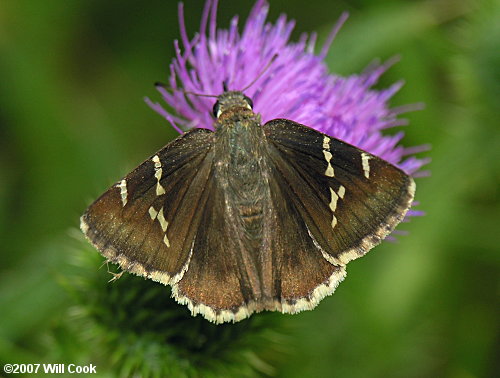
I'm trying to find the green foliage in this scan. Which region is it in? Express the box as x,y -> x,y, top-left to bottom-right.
0,0 -> 498,377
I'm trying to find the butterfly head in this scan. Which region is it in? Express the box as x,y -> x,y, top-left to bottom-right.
213,91 -> 254,119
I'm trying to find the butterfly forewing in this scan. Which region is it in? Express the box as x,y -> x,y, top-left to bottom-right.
264,119 -> 415,265
81,128 -> 215,285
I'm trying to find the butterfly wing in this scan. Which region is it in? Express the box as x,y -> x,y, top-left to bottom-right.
169,132 -> 348,323
263,119 -> 415,267
81,128 -> 215,286
171,174 -> 261,323
81,117 -> 415,324
259,172 -> 347,314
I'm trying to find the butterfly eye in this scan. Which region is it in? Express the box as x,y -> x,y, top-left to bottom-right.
212,101 -> 221,118
243,95 -> 253,109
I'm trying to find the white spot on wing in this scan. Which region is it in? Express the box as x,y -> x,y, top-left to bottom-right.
331,214 -> 337,229
322,136 -> 335,177
155,170 -> 166,195
151,206 -> 170,248
148,206 -> 158,220
152,154 -> 161,168
338,185 -> 346,199
327,186 -> 346,230
329,187 -> 339,212
157,207 -> 168,232
361,152 -> 372,179
118,179 -> 128,206
152,155 -> 166,195
322,136 -> 330,149
80,216 -> 89,234
163,234 -> 170,247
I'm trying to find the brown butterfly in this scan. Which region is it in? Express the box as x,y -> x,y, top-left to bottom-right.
81,90 -> 415,323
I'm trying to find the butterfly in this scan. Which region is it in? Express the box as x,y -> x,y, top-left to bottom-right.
81,90 -> 415,324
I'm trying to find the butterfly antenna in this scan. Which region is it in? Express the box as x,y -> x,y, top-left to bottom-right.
154,82 -> 219,98
240,54 -> 278,92
154,53 -> 277,97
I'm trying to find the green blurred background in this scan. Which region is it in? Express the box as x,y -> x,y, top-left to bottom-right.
1,0 -> 498,377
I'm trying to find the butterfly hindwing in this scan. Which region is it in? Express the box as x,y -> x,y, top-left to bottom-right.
171,174 -> 259,323
262,171 -> 347,312
81,128 -> 215,285
264,119 -> 415,266
171,149 -> 348,322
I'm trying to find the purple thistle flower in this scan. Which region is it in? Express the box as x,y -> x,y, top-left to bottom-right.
146,0 -> 428,220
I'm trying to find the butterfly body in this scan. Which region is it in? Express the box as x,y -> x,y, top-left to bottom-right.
213,106 -> 272,303
81,91 -> 415,323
